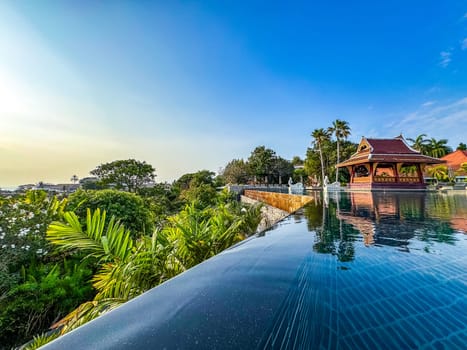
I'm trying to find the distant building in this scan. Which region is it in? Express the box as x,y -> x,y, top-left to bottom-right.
34,183 -> 79,193
441,150 -> 467,182
441,150 -> 467,173
336,136 -> 444,190
17,184 -> 35,191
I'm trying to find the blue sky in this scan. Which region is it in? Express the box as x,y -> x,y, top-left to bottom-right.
1,1 -> 466,186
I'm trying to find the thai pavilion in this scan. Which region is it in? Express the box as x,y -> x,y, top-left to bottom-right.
336,136 -> 445,190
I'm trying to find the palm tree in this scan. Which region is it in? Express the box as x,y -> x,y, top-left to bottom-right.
407,134 -> 429,154
311,128 -> 331,185
427,165 -> 448,181
427,138 -> 451,158
46,208 -> 177,334
70,175 -> 79,184
329,119 -> 351,183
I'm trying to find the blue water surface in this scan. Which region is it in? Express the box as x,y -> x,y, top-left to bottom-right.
43,192 -> 467,349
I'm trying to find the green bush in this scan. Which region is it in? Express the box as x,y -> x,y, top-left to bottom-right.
67,190 -> 154,237
0,261 -> 93,349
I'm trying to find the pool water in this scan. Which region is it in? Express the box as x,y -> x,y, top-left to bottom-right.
43,192 -> 467,350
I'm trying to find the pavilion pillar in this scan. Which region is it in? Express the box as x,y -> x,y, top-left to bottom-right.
416,164 -> 424,183
369,163 -> 374,184
394,163 -> 400,183
347,166 -> 354,184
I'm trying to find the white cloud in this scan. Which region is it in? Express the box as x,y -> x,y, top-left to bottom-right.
439,51 -> 452,67
421,101 -> 436,107
386,97 -> 467,146
462,38 -> 467,50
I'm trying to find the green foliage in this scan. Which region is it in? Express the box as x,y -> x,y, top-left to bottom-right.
161,202 -> 258,269
0,261 -> 93,349
245,146 -> 294,184
180,183 -> 219,208
291,156 -> 304,166
0,191 -> 66,294
457,142 -> 467,151
427,138 -> 452,158
23,332 -> 60,350
67,189 -> 154,237
90,159 -> 156,193
45,209 -> 175,334
222,159 -> 249,184
329,119 -> 351,183
247,146 -> 277,182
459,162 -> 467,175
47,209 -> 133,262
408,134 -> 453,158
427,165 -> 449,181
43,200 -> 261,336
305,139 -> 357,184
173,170 -> 221,208
311,128 -> 331,183
138,183 -> 182,222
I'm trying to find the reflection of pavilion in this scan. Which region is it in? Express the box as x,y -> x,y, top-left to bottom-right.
337,192 -> 428,248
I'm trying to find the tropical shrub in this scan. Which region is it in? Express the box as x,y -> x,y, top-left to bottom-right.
67,189 -> 154,237
0,261 -> 93,349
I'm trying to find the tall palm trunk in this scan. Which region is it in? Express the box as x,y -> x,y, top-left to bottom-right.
335,138 -> 340,183
318,142 -> 326,185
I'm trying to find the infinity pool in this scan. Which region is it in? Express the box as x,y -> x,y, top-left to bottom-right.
44,192 -> 467,349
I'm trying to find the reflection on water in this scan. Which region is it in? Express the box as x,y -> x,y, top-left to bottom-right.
304,191 -> 467,260
259,191 -> 467,349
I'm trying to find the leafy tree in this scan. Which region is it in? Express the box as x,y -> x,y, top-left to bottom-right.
138,183 -> 182,222
270,157 -> 294,184
311,128 -> 331,184
70,175 -> 79,184
173,170 -> 215,192
305,139 -> 356,185
291,156 -> 304,166
173,170 -> 220,208
180,183 -> 219,208
90,159 -> 156,193
247,146 -> 276,183
329,119 -> 351,183
222,159 -> 249,184
456,142 -> 467,151
67,190 -> 154,237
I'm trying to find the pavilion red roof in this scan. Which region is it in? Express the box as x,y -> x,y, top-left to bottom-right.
336,136 -> 445,168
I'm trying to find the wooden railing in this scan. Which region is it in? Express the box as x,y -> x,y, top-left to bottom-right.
353,177 -> 371,183
374,176 -> 396,183
399,176 -> 420,183
354,176 -> 421,183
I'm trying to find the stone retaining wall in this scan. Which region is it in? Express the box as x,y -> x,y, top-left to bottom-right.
243,190 -> 313,213
240,195 -> 289,233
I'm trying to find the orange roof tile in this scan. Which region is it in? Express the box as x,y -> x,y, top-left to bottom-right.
441,150 -> 467,171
